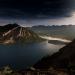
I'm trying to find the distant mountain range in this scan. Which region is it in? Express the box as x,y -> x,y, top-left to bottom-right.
34,39 -> 75,71
31,25 -> 75,30
0,24 -> 43,44
29,25 -> 75,40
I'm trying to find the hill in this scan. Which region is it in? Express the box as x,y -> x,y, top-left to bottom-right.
0,24 -> 43,44
34,39 -> 75,71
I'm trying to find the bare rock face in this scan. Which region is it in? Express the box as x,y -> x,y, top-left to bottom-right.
0,24 -> 43,44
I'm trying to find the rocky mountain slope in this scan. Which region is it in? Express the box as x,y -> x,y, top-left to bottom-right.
0,24 -> 43,44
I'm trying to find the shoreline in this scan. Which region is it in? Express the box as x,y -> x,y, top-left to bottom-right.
40,36 -> 71,43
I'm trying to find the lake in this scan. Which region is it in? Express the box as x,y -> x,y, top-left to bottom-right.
0,41 -> 65,70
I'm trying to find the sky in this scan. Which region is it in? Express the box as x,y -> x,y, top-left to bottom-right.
0,0 -> 75,26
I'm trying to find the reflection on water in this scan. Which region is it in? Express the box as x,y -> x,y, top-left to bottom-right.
0,41 -> 64,69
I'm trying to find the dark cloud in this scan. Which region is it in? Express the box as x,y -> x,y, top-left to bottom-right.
0,0 -> 74,19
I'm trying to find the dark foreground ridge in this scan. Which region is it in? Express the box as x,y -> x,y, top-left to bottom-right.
0,23 -> 43,44
33,39 -> 75,74
34,39 -> 75,69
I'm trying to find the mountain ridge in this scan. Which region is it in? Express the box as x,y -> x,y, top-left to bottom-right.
34,39 -> 75,70
0,24 -> 43,44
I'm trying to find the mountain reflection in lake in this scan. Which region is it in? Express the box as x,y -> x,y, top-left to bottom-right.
0,41 -> 64,70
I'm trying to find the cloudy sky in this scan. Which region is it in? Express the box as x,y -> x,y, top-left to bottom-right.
0,0 -> 75,26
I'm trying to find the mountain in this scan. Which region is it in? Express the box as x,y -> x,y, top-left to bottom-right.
0,24 -> 43,44
0,23 -> 19,32
30,25 -> 75,40
34,39 -> 75,70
